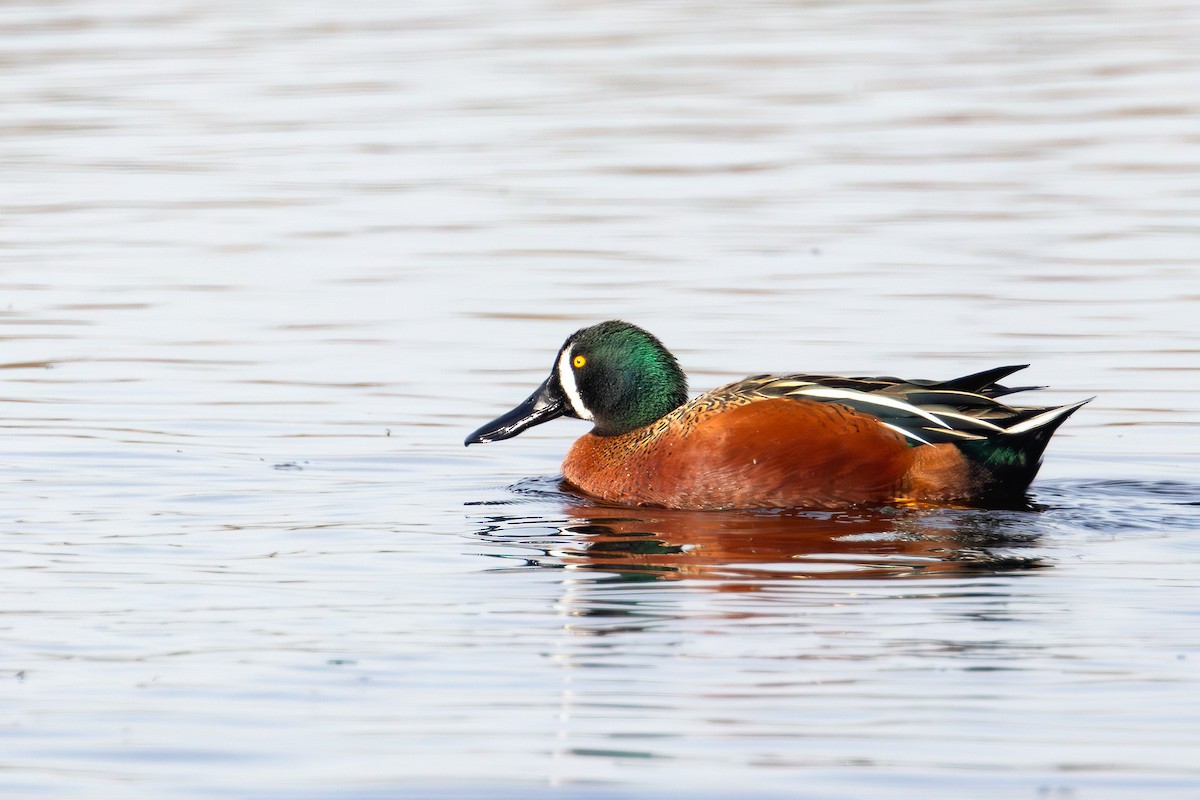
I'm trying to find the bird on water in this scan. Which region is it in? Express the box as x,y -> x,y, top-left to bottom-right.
465,320 -> 1088,511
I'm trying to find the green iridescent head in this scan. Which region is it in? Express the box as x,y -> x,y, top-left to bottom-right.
465,320 -> 689,444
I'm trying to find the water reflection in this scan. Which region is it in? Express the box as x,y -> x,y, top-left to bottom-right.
473,482 -> 1048,583
472,488 -> 1066,782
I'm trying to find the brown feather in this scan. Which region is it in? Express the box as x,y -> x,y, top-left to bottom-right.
564,397 -> 919,510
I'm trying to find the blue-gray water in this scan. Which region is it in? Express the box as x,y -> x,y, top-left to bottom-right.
2,1 -> 1198,798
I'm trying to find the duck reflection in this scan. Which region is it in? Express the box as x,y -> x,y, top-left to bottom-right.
474,489 -> 1047,584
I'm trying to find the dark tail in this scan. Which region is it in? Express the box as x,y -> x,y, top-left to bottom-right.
929,364 -> 1046,398
957,398 -> 1091,498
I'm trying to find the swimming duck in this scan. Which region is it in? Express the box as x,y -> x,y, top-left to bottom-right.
465,320 -> 1088,510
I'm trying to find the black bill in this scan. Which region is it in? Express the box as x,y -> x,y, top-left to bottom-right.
464,376 -> 568,445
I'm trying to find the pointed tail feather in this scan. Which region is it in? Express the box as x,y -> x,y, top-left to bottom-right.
932,364 -> 1029,393
957,398 -> 1091,497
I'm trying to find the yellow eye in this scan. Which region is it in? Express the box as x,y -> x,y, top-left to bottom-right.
572,354 -> 586,369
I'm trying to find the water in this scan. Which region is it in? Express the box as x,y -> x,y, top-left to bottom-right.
2,1 -> 1199,797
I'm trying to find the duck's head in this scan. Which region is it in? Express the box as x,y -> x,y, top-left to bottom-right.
465,320 -> 688,445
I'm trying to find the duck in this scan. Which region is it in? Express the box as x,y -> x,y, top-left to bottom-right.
465,320 -> 1088,510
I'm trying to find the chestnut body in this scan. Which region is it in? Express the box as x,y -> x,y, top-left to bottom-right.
563,391 -> 974,510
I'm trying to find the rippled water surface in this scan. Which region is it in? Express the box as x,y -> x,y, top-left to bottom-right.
2,1 -> 1199,797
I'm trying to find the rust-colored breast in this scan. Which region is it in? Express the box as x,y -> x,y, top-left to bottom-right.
562,395 -> 930,510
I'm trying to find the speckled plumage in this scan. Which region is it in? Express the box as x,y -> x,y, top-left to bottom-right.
562,379 -> 970,509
